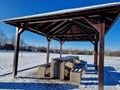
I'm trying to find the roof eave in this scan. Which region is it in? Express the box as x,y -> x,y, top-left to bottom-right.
2,2 -> 120,23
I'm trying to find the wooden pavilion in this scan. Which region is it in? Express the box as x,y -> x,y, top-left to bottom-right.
3,2 -> 120,90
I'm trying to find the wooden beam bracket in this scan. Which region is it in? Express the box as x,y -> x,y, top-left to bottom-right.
60,40 -> 65,45
18,23 -> 28,34
90,40 -> 95,45
46,36 -> 52,41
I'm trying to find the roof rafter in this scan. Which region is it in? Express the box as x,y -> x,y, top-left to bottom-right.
52,22 -> 71,35
36,22 -> 52,33
51,33 -> 95,36
74,19 -> 97,33
83,16 -> 100,32
73,20 -> 95,41
47,20 -> 68,35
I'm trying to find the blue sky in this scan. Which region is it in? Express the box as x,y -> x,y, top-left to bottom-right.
0,0 -> 120,51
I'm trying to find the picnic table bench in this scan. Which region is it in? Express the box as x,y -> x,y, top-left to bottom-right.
70,60 -> 87,84
37,63 -> 50,78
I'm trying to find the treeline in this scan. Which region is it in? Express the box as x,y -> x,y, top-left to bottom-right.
67,49 -> 93,55
0,29 -> 66,53
0,29 -> 120,56
0,29 -> 94,54
105,51 -> 120,57
0,29 -> 27,50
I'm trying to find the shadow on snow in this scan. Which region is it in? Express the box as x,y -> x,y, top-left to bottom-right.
0,64 -> 120,88
0,82 -> 79,90
0,65 -> 39,76
80,64 -> 120,86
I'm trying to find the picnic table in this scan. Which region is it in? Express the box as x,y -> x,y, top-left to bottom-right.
37,56 -> 87,84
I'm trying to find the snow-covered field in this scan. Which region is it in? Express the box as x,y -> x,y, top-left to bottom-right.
0,51 -> 120,90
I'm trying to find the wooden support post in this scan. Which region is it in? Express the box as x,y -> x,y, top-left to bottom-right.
46,37 -> 51,63
60,41 -> 63,57
13,27 -> 21,77
94,35 -> 98,72
98,16 -> 105,90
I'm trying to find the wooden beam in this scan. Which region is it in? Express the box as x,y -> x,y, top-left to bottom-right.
55,24 -> 72,35
105,17 -> 113,22
72,20 -> 95,41
13,27 -> 21,77
35,23 -> 44,29
39,23 -> 53,34
50,33 -> 95,36
28,27 -> 46,36
42,22 -> 57,30
60,41 -> 63,57
89,40 -> 95,45
71,27 -> 75,41
94,34 -> 98,72
28,17 -> 83,24
18,23 -> 28,34
53,22 -> 71,35
47,20 -> 68,35
28,27 -> 60,41
98,15 -> 105,90
74,19 -> 96,32
46,37 -> 51,63
19,28 -> 25,34
62,38 -> 93,41
83,17 -> 100,32
42,22 -> 62,34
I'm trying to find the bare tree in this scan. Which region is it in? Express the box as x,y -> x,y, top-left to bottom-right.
2,37 -> 8,46
0,29 -> 7,46
20,38 -> 26,49
9,35 -> 15,45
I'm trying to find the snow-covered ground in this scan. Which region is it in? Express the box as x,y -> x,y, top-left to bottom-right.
0,51 -> 120,90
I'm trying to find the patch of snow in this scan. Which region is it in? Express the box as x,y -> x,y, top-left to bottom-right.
0,52 -> 120,90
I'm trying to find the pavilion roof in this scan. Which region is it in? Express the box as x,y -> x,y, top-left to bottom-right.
3,2 -> 120,42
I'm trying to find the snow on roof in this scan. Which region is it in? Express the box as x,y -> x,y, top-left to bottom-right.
3,2 -> 120,22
